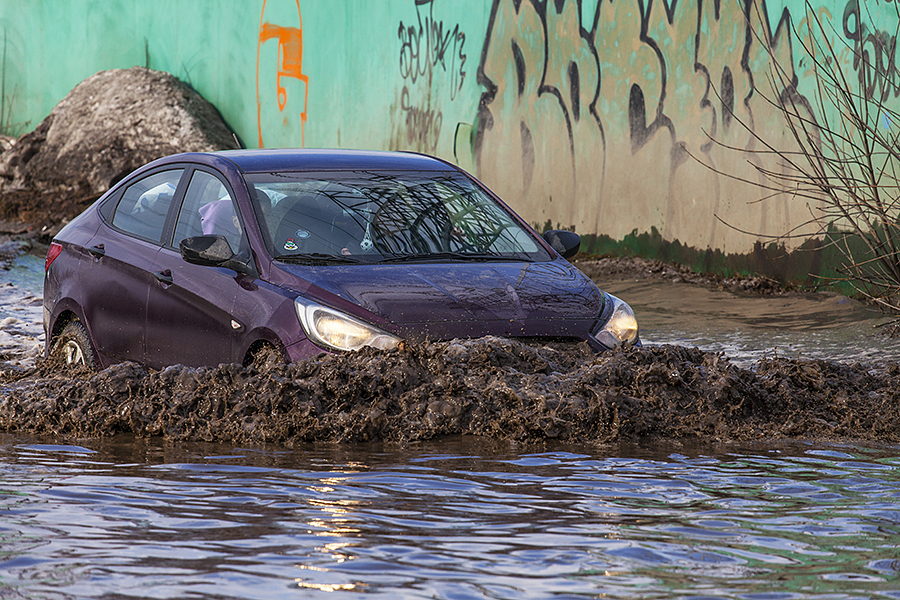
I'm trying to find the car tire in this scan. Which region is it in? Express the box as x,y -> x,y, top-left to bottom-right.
54,320 -> 97,369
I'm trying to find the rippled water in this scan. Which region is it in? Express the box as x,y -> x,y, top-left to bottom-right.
1,434 -> 898,599
0,253 -> 44,365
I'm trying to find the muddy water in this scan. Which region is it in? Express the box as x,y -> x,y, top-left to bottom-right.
2,254 -> 900,597
604,279 -> 900,367
1,434 -> 898,599
0,253 -> 43,365
3,256 -> 900,445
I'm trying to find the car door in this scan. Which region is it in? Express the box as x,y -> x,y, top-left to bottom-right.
144,168 -> 245,368
83,168 -> 185,363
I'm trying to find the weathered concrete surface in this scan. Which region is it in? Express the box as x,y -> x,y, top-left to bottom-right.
0,67 -> 239,232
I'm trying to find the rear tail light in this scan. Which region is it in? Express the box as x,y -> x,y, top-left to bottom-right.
45,242 -> 63,272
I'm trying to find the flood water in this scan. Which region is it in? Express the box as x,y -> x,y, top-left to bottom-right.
603,279 -> 900,367
2,253 -> 900,598
1,434 -> 898,599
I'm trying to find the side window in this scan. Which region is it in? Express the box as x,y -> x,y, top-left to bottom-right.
173,170 -> 244,253
111,170 -> 184,242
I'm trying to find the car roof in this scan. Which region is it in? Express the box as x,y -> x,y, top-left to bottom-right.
208,148 -> 455,174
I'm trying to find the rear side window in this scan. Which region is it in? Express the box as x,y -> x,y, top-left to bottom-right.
112,169 -> 184,242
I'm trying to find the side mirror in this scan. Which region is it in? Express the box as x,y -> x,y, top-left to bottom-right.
180,235 -> 254,275
542,230 -> 581,259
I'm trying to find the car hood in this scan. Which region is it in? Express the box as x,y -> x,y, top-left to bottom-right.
272,259 -> 604,340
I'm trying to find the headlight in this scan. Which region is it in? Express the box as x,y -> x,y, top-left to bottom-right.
593,293 -> 639,348
294,297 -> 402,352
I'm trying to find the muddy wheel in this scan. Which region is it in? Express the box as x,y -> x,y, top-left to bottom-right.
54,321 -> 97,369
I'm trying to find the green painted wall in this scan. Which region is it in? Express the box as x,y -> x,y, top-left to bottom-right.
1,0 -> 896,285
0,1 -> 488,161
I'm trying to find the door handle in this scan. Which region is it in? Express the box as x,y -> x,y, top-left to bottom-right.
153,269 -> 173,285
89,244 -> 105,258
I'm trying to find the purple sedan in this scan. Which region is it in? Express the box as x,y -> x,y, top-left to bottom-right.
43,149 -> 639,369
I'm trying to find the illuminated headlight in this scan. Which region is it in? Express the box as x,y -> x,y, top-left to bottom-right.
593,294 -> 639,348
294,297 -> 402,352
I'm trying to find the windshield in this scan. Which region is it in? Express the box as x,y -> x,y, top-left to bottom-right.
245,170 -> 551,263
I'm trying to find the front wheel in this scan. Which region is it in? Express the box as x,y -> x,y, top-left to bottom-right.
54,320 -> 97,369
242,341 -> 283,370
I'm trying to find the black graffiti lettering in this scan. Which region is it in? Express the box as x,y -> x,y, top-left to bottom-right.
512,40 -> 526,97
843,0 -> 860,43
843,0 -> 900,101
399,23 -> 422,83
568,61 -> 581,121
398,0 -> 466,99
450,30 -> 467,100
629,84 -> 650,153
721,66 -> 735,130
520,120 -> 535,191
401,86 -> 443,154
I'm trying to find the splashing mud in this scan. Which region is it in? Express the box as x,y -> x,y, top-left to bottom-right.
2,338 -> 898,445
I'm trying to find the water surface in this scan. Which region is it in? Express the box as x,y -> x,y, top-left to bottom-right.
1,435 -> 898,599
6,251 -> 900,368
604,279 -> 900,367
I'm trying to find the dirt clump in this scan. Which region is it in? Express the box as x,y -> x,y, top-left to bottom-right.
1,338 -> 897,446
0,67 -> 239,235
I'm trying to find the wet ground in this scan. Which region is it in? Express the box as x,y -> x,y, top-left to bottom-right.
603,278 -> 900,366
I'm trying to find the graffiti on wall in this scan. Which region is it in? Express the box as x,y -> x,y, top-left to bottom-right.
398,0 -> 467,99
399,86 -> 444,154
843,0 -> 900,101
256,0 -> 308,148
393,0 -> 467,154
460,0 -> 823,254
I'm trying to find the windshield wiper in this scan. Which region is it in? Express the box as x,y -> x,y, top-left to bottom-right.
274,252 -> 362,264
378,251 -> 529,264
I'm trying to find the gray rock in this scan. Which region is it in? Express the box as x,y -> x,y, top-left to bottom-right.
0,136 -> 16,153
0,67 -> 239,229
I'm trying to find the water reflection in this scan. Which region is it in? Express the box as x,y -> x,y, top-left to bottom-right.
298,473 -> 365,591
1,434 -> 898,599
248,170 -> 546,261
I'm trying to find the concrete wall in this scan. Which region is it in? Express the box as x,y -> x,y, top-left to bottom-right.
1,0 -> 894,277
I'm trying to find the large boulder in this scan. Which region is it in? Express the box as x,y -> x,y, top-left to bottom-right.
0,67 -> 239,233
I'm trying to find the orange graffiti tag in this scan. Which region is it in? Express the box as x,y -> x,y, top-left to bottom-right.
256,0 -> 308,147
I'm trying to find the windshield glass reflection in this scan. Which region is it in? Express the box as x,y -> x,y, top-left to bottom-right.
247,170 -> 551,263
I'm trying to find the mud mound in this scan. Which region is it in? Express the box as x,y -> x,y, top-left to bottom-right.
576,256 -> 797,295
1,338 -> 897,446
0,67 -> 239,232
